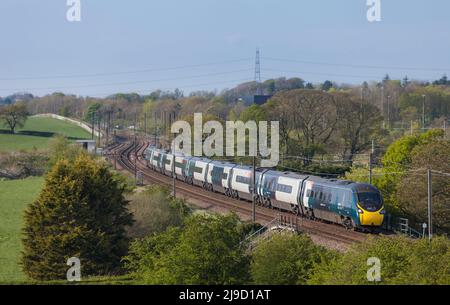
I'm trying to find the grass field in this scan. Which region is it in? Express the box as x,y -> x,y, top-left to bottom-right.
0,116 -> 91,152
0,177 -> 44,283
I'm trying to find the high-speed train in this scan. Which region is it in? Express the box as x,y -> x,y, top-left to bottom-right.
144,147 -> 385,230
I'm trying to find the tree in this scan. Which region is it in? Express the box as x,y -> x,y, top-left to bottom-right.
396,140 -> 450,233
124,214 -> 251,284
21,154 -> 134,280
239,104 -> 266,123
364,130 -> 443,212
84,102 -> 102,123
46,135 -> 84,169
269,90 -> 338,163
321,80 -> 333,91
250,233 -> 333,285
126,186 -> 190,238
335,94 -> 382,163
309,236 -> 450,285
0,103 -> 28,133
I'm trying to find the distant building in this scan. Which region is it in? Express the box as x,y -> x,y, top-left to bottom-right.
76,140 -> 96,153
237,95 -> 273,105
253,95 -> 273,105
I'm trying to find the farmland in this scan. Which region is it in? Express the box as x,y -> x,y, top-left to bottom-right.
0,177 -> 44,283
0,116 -> 91,152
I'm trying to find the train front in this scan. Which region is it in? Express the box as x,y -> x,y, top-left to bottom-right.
353,184 -> 385,227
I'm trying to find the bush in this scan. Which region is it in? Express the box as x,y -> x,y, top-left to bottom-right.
0,151 -> 48,179
21,154 -> 134,280
46,135 -> 84,170
126,186 -> 190,238
308,236 -> 450,285
250,233 -> 334,285
124,213 -> 251,284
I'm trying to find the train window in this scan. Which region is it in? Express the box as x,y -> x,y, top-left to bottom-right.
306,189 -> 311,197
310,190 -> 315,198
165,159 -> 171,165
194,166 -> 203,174
277,184 -> 292,193
222,173 -> 228,180
236,175 -> 250,184
343,191 -> 351,208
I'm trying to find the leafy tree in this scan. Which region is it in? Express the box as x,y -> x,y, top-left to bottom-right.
269,90 -> 338,163
335,94 -> 383,162
126,185 -> 190,238
21,154 -> 134,280
398,87 -> 450,124
46,135 -> 84,169
377,129 -> 444,212
0,103 -> 28,133
309,236 -> 450,285
321,80 -> 333,91
250,233 -> 334,284
305,83 -> 314,89
396,140 -> 450,233
124,213 -> 251,284
433,75 -> 449,86
84,103 -> 102,123
239,104 -> 267,122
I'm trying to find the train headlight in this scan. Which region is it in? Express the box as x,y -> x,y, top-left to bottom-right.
357,208 -> 364,214
379,209 -> 386,215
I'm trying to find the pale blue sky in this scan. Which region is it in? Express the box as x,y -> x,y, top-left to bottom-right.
1,0 -> 449,97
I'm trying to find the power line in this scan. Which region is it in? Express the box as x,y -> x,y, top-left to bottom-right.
0,58 -> 253,81
86,77 -> 253,97
0,69 -> 253,93
263,57 -> 450,72
264,68 -> 383,80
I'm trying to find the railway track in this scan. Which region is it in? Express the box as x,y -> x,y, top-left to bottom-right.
109,138 -> 368,247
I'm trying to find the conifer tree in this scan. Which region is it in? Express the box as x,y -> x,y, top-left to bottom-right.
21,153 -> 133,280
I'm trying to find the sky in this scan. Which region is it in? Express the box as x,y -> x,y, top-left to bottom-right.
1,0 -> 450,97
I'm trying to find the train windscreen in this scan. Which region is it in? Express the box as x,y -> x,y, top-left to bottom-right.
357,191 -> 383,212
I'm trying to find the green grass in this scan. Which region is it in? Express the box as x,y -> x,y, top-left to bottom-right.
0,177 -> 44,283
0,117 -> 91,152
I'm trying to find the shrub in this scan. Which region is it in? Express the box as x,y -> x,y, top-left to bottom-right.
124,213 -> 251,284
126,186 -> 190,238
21,154 -> 134,280
250,233 -> 335,285
308,236 -> 450,285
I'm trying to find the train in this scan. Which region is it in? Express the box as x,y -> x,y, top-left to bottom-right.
144,147 -> 385,230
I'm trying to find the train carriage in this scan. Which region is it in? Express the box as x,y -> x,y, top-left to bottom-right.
230,166 -> 254,200
258,170 -> 308,213
144,147 -> 153,168
186,157 -> 211,187
174,155 -> 190,180
205,161 -> 236,194
150,149 -> 163,172
300,178 -> 384,228
161,152 -> 173,176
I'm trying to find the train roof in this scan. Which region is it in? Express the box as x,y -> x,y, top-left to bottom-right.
233,165 -> 253,171
264,169 -> 309,180
208,160 -> 236,167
